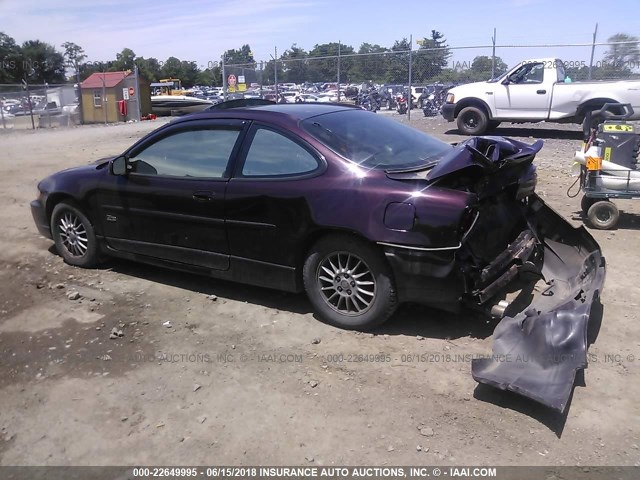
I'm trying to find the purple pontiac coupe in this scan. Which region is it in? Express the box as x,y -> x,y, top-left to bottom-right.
31,104 -> 605,411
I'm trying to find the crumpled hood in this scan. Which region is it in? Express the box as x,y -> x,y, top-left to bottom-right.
428,136 -> 544,181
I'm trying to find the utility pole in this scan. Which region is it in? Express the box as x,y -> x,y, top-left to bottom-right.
337,40 -> 341,102
588,23 -> 598,80
134,63 -> 141,121
407,34 -> 413,120
274,46 -> 279,101
491,28 -> 497,79
75,59 -> 84,125
0,98 -> 6,129
222,54 -> 227,101
22,79 -> 35,130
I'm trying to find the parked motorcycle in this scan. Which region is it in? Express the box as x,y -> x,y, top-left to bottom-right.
358,89 -> 380,112
422,93 -> 439,117
422,87 -> 449,117
396,92 -> 408,115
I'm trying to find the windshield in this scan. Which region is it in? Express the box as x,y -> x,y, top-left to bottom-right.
301,109 -> 452,171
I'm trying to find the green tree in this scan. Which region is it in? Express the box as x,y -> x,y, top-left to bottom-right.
180,60 -> 200,87
223,44 -> 255,66
413,30 -> 451,82
262,58 -> 284,86
112,47 -> 136,71
0,32 -> 20,83
602,33 -> 640,78
384,38 -> 411,84
136,57 -> 162,82
468,55 -> 508,81
197,66 -> 221,86
18,40 -> 66,84
61,41 -> 86,77
349,43 -> 388,83
160,56 -> 183,79
604,33 -> 640,69
79,60 -> 115,81
281,44 -> 308,84
306,42 -> 354,83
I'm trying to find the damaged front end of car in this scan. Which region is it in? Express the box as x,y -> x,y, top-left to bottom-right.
432,137 -> 606,412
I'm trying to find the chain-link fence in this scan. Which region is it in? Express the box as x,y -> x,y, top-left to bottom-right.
0,83 -> 80,130
221,39 -> 640,117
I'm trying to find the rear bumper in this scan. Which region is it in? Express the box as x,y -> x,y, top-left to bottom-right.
441,103 -> 456,121
31,199 -> 52,239
472,195 -> 606,411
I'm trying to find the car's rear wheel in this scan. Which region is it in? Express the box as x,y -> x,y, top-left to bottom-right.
457,106 -> 488,135
303,235 -> 397,330
51,202 -> 99,268
587,200 -> 620,230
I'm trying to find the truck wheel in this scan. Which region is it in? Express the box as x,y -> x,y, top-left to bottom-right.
457,106 -> 488,135
587,200 -> 619,230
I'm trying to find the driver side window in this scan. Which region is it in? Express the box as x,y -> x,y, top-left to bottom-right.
129,128 -> 240,178
511,63 -> 544,84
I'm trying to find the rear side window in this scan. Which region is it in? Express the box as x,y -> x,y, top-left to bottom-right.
241,128 -> 319,177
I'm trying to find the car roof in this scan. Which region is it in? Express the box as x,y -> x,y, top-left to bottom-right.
172,103 -> 358,125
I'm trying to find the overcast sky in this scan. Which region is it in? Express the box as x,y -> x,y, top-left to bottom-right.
1,0 -> 639,69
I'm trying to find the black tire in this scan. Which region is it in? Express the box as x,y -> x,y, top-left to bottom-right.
51,202 -> 100,268
581,195 -> 597,215
587,200 -> 620,230
487,120 -> 501,131
303,234 -> 397,330
456,106 -> 489,135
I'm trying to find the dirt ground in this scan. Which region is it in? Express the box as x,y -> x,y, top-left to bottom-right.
0,112 -> 639,467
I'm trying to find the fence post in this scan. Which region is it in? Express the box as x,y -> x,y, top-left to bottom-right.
588,23 -> 598,81
222,55 -> 227,101
134,64 -> 141,121
491,28 -> 497,79
274,46 -> 279,101
0,98 -> 5,129
337,40 -> 341,102
76,66 -> 84,125
22,79 -> 35,130
407,34 -> 412,120
45,83 -> 51,128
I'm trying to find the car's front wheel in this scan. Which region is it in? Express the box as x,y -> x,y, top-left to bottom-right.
303,235 -> 397,330
51,202 -> 99,268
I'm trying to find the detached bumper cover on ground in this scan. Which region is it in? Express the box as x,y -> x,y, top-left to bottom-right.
472,196 -> 606,411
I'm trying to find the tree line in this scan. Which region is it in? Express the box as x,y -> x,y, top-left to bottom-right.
1,31 -> 638,87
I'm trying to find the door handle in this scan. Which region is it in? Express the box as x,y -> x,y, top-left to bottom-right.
536,89 -> 547,94
192,191 -> 215,201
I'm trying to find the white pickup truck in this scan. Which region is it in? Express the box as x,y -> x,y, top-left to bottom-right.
441,58 -> 640,135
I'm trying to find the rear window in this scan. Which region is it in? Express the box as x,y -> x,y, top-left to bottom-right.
301,109 -> 452,171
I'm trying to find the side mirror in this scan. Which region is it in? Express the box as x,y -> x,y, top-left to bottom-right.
501,76 -> 511,85
111,155 -> 129,176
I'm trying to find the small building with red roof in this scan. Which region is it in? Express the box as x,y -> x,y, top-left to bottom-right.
80,70 -> 150,124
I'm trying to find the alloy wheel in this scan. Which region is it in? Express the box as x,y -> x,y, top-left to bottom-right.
316,252 -> 376,316
58,212 -> 88,257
